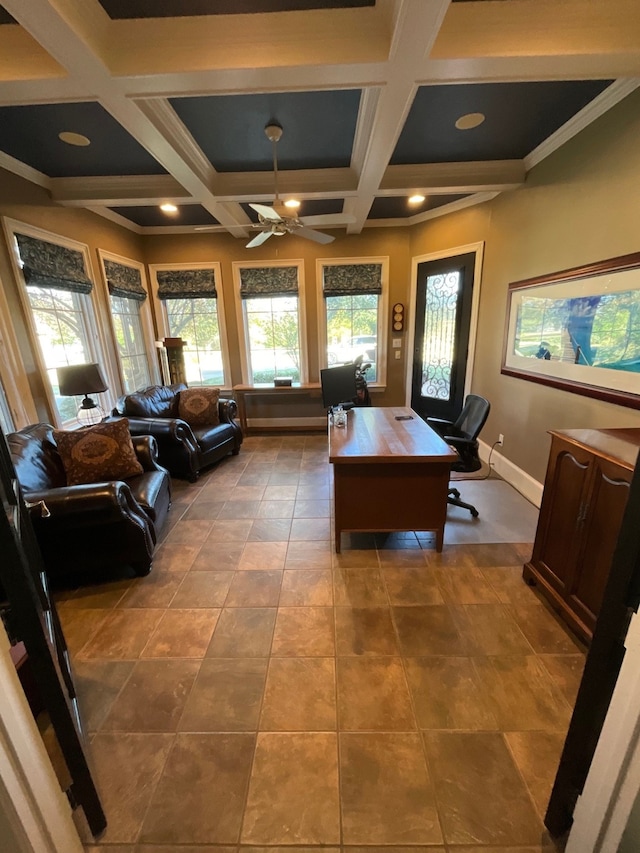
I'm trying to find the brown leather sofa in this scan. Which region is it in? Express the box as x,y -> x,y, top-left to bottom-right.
7,424 -> 171,580
112,383 -> 243,481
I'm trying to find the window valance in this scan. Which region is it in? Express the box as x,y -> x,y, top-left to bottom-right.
323,263 -> 383,297
104,259 -> 147,302
239,266 -> 298,298
157,268 -> 217,300
15,233 -> 93,294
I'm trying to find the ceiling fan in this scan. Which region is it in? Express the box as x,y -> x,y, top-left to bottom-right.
246,122 -> 355,248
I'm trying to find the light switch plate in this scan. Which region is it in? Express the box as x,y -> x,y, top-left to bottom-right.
392,339 -> 402,348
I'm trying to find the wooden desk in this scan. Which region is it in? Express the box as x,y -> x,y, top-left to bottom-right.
232,383 -> 321,434
329,407 -> 458,553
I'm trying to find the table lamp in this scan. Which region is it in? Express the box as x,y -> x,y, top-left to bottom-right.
57,363 -> 108,426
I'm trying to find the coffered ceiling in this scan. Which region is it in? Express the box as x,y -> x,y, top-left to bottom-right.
0,0 -> 638,239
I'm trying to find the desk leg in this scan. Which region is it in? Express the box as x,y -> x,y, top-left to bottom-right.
435,527 -> 444,553
335,528 -> 341,554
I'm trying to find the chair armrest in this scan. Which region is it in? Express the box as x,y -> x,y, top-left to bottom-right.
444,435 -> 475,451
218,398 -> 238,424
131,434 -> 165,472
426,417 -> 455,431
117,416 -> 199,452
23,482 -> 141,524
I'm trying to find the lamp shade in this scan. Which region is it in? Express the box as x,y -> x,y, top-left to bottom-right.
57,363 -> 108,397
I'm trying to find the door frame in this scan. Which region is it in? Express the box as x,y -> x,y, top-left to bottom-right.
405,242 -> 484,409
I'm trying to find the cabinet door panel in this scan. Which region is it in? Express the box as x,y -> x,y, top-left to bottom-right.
535,446 -> 591,592
570,460 -> 632,628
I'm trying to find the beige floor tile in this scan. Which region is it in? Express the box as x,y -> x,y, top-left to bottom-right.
290,517 -> 331,541
87,733 -> 174,843
297,483 -> 331,500
170,571 -> 233,608
474,655 -> 573,731
141,609 -> 220,658
57,608 -> 111,657
392,605 -> 466,656
208,519 -> 254,541
433,565 -> 501,604
539,654 -> 586,705
509,601 -> 586,654
181,500 -> 225,520
217,500 -> 261,519
139,733 -> 255,844
450,604 -> 534,655
101,659 -> 200,732
287,540 -> 333,569
117,573 -> 184,609
152,543 -> 202,572
81,610 -> 165,660
61,580 -> 131,609
482,566 -> 545,605
249,518 -> 293,541
423,731 -> 543,845
340,732 -> 442,844
179,658 -> 268,731
206,607 -> 276,657
335,607 -> 399,656
404,657 -> 498,731
332,547 -> 380,569
73,660 -> 135,733
333,567 -> 388,606
272,606 -> 335,656
280,569 -> 333,605
263,484 -> 298,500
257,499 -> 295,518
239,540 -> 288,570
227,485 -> 266,501
224,570 -> 283,607
190,541 -> 244,571
242,733 -> 340,844
337,657 -> 415,731
260,657 -> 336,731
377,548 -> 428,568
294,499 -> 331,517
383,567 -> 444,605
164,519 -> 215,545
506,731 -> 566,819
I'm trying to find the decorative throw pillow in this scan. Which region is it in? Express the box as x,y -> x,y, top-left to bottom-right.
53,419 -> 143,486
178,387 -> 221,427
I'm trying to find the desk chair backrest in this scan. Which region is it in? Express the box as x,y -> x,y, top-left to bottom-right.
455,394 -> 490,441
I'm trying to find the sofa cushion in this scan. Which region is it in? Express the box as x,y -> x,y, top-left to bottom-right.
178,387 -> 221,427
7,424 -> 67,491
53,419 -> 143,486
124,384 -> 185,418
192,421 -> 236,451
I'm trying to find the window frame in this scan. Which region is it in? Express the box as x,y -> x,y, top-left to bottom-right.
149,261 -> 231,390
316,256 -> 389,387
233,259 -> 308,385
2,217 -> 115,428
97,249 -> 159,393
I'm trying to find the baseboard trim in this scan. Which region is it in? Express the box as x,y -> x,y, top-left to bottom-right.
247,416 -> 327,431
478,439 -> 544,508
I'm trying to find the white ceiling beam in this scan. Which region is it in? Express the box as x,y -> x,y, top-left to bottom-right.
379,161 -> 526,194
50,175 -> 192,206
345,0 -> 452,233
214,168 -> 357,201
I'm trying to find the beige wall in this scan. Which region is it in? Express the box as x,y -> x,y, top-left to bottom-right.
1,87 -> 640,478
410,88 -> 640,482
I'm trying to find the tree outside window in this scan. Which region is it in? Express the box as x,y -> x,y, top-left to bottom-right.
244,295 -> 301,383
326,293 -> 379,381
165,297 -> 225,386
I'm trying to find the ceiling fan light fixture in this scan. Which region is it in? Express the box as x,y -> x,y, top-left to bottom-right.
284,199 -> 300,209
408,194 -> 426,205
160,203 -> 178,214
455,112 -> 485,131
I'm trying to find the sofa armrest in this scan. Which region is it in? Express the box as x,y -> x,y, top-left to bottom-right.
117,415 -> 199,452
23,482 -> 143,525
218,398 -> 238,424
131,434 -> 165,473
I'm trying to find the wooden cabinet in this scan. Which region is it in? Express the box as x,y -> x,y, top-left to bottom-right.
523,428 -> 640,643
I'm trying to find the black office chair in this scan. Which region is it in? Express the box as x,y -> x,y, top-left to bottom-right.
426,394 -> 491,518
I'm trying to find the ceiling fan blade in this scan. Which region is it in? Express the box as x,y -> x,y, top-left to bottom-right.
299,213 -> 356,226
296,227 -> 335,245
249,203 -> 282,222
246,230 -> 274,248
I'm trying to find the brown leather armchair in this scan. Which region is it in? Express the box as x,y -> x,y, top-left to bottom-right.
112,383 -> 243,481
7,423 -> 171,579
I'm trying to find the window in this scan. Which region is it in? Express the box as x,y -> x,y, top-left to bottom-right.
6,225 -> 106,426
151,264 -> 228,387
0,380 -> 14,434
320,260 -> 387,384
235,264 -> 304,384
99,253 -> 154,394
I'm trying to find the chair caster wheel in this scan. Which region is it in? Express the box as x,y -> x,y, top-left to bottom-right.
471,508 -> 479,518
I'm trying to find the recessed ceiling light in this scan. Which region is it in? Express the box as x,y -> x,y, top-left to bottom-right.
408,194 -> 426,205
160,203 -> 178,214
455,112 -> 486,131
284,199 -> 300,209
58,131 -> 91,147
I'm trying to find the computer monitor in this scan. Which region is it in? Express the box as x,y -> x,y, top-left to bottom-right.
320,363 -> 357,410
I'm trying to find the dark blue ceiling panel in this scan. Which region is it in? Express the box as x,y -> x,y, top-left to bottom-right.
169,90 -> 361,172
98,0 -> 373,17
241,198 -> 344,222
110,205 -> 218,227
391,80 -> 613,164
369,194 -> 469,219
0,102 -> 167,177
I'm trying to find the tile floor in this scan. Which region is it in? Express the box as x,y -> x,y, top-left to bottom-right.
52,434 -> 586,853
